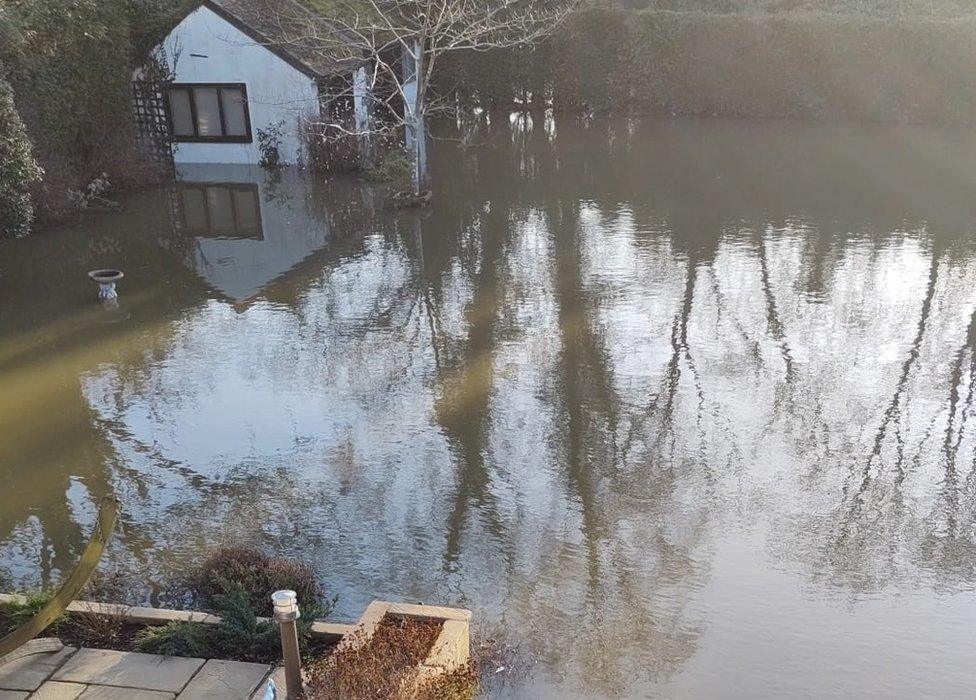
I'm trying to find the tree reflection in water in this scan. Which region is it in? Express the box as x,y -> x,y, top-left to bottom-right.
3,116 -> 976,696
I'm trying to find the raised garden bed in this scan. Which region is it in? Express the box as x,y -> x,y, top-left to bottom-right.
305,601 -> 473,699
1,594 -> 472,699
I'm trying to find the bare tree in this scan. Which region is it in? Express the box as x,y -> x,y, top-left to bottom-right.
280,0 -> 577,195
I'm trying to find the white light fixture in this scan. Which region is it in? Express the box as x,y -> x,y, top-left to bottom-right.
271,590 -> 300,621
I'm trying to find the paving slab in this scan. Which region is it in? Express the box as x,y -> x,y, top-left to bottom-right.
176,659 -> 269,700
248,667 -> 284,700
30,681 -> 87,699
52,650 -> 203,693
77,688 -> 173,700
0,647 -> 76,691
0,690 -> 29,699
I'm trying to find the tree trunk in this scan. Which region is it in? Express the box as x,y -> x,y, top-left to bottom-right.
403,38 -> 428,197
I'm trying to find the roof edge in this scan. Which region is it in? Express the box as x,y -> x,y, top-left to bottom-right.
198,0 -> 328,80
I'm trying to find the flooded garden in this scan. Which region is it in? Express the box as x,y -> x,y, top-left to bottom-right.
3,114 -> 976,697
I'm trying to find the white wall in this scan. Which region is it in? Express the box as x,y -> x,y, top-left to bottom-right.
162,5 -> 319,165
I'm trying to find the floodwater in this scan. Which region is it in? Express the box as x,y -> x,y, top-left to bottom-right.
3,115 -> 976,698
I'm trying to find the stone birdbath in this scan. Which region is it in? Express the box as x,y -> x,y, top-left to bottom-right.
87,269 -> 124,303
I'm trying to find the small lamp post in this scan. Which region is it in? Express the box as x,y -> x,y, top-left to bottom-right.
271,590 -> 303,699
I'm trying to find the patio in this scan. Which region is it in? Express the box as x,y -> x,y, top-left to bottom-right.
0,645 -> 281,699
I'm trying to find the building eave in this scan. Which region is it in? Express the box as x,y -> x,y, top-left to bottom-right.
199,0 -> 329,81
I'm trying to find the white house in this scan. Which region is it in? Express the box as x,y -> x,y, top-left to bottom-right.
144,0 -> 363,166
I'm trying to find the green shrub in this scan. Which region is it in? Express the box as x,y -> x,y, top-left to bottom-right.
136,620 -> 213,657
618,11 -> 976,123
136,585 -> 330,662
0,591 -> 61,634
365,149 -> 412,185
145,547 -> 335,662
208,585 -> 282,661
0,70 -> 42,238
184,547 -> 328,619
0,0 -> 182,223
208,583 -> 331,661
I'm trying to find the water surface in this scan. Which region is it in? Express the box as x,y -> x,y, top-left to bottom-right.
3,116 -> 976,697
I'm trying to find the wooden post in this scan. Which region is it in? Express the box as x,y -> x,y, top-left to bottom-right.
272,590 -> 303,699
0,495 -> 119,661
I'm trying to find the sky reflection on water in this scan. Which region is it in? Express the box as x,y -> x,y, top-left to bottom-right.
2,115 -> 976,697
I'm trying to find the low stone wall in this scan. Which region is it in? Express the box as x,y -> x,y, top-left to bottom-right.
1,592 -> 473,695
0,595 -> 469,652
337,601 -> 472,685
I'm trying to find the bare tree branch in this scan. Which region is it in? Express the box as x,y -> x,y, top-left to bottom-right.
275,0 -> 578,192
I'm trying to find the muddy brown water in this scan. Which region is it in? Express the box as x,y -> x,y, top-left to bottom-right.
3,115 -> 976,697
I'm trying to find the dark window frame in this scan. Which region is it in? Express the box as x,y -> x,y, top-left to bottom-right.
179,183 -> 263,239
167,83 -> 253,144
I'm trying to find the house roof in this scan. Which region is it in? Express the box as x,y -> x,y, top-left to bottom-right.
200,0 -> 349,80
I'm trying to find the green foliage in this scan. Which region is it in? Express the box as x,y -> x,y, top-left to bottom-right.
135,585 -> 331,662
184,547 -> 329,619
625,10 -> 976,123
208,583 -> 331,660
0,0 -> 184,224
365,149 -> 412,185
0,592 -> 63,635
207,584 -> 281,661
0,70 -> 42,238
136,621 -> 213,657
2,0 -> 136,171
439,7 -> 976,123
144,547 -> 337,661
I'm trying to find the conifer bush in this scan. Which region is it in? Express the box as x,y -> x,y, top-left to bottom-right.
0,71 -> 42,238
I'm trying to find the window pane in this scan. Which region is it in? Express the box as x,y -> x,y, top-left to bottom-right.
181,188 -> 207,232
169,89 -> 194,136
232,189 -> 260,233
206,187 -> 235,234
220,87 -> 248,137
194,87 -> 222,136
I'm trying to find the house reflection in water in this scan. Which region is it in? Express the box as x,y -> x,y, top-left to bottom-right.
174,164 -> 332,305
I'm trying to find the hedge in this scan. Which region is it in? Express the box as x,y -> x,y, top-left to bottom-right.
439,9 -> 976,124
0,70 -> 43,238
0,0 -> 182,225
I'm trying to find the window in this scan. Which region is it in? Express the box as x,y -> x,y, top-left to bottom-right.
180,183 -> 262,239
167,84 -> 251,142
